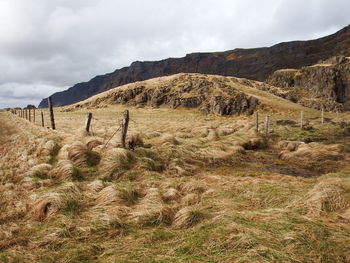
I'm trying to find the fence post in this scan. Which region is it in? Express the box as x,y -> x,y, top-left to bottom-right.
121,110 -> 129,148
33,109 -> 36,123
321,108 -> 324,124
41,111 -> 45,127
28,109 -> 31,122
300,111 -> 304,129
25,109 -> 28,120
48,96 -> 56,130
85,112 -> 93,132
255,111 -> 259,132
264,114 -> 269,134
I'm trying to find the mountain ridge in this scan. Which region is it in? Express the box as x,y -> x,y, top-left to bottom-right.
38,24 -> 350,108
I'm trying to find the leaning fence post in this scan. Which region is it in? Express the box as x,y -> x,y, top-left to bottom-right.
336,110 -> 339,122
264,114 -> 269,134
41,111 -> 45,127
48,96 -> 56,130
255,111 -> 259,132
300,111 -> 304,129
321,108 -> 324,124
85,112 -> 93,132
121,110 -> 129,148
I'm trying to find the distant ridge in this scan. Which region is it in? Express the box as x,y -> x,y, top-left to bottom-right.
39,24 -> 350,108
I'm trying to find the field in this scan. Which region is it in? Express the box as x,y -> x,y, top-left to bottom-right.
1,75 -> 350,262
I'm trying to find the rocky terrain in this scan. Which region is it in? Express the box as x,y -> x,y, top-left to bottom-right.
267,56 -> 350,111
65,73 -> 298,115
39,25 -> 350,108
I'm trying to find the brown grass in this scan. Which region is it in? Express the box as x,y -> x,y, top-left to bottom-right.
67,142 -> 101,168
172,206 -> 206,229
297,178 -> 350,216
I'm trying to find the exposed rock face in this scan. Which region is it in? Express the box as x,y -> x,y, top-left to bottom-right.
67,74 -> 260,116
38,25 -> 350,108
267,56 -> 350,111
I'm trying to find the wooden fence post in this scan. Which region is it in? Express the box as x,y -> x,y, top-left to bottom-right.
121,110 -> 129,148
48,97 -> 56,130
264,114 -> 269,134
25,109 -> 28,120
321,108 -> 324,124
28,109 -> 31,122
33,109 -> 36,123
300,111 -> 304,129
41,111 -> 45,127
255,111 -> 259,132
85,112 -> 93,132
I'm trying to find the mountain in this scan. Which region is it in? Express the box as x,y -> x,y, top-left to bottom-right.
38,25 -> 350,108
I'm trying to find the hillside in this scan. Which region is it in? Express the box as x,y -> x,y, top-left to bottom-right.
38,25 -> 350,108
64,73 -> 301,115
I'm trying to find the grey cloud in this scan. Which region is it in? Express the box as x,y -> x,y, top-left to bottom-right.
0,0 -> 348,108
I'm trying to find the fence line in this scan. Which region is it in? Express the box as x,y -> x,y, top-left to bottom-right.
6,102 -> 347,144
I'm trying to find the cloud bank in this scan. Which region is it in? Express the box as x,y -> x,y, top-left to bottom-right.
0,0 -> 348,108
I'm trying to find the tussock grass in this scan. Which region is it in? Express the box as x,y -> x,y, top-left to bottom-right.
173,206 -> 207,229
87,180 -> 104,192
27,163 -> 52,179
114,183 -> 140,205
48,160 -> 82,181
99,148 -> 135,180
68,142 -> 101,168
296,177 -> 350,216
129,188 -> 175,226
29,182 -> 82,221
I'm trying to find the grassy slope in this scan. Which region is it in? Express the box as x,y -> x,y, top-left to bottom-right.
1,75 -> 350,263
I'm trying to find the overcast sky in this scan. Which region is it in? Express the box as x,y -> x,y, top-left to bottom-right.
0,0 -> 349,108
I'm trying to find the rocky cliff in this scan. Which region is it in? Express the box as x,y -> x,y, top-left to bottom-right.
39,25 -> 350,108
267,56 -> 350,111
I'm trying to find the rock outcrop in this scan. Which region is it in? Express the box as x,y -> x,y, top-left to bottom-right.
38,25 -> 350,108
267,56 -> 350,111
66,74 -> 261,116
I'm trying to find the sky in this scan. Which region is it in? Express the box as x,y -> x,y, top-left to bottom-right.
0,0 -> 349,108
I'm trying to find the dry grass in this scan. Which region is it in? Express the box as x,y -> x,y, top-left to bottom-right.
99,148 -> 135,180
296,178 -> 350,216
279,142 -> 343,162
1,74 -> 350,262
48,160 -> 82,181
128,188 -> 175,226
172,206 -> 206,229
26,163 -> 52,179
67,142 -> 101,168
